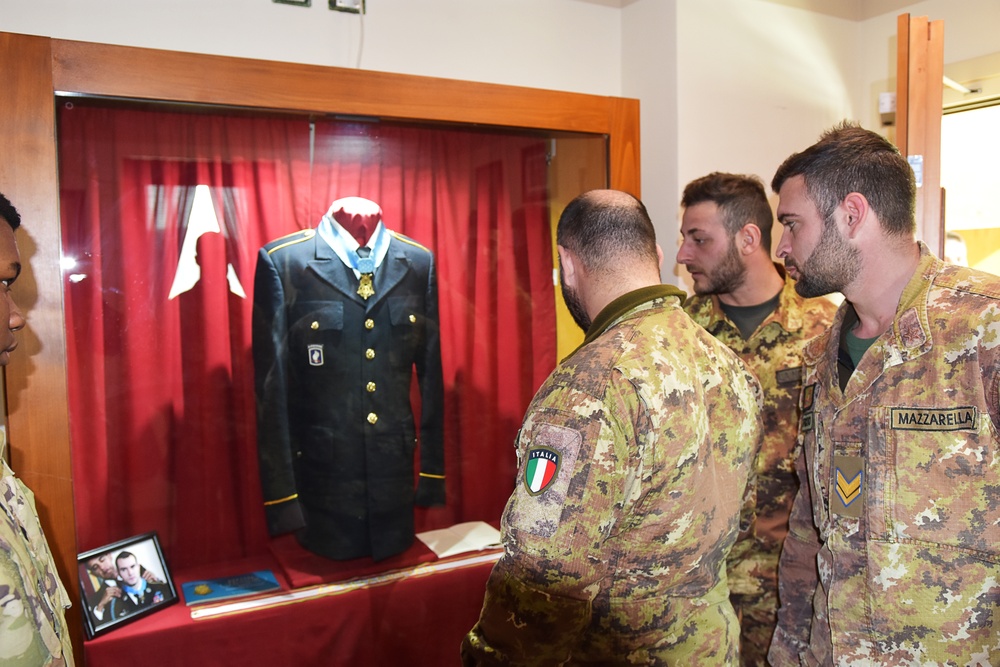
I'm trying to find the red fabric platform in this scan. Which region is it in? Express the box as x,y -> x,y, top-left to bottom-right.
83,546 -> 497,667
268,534 -> 440,589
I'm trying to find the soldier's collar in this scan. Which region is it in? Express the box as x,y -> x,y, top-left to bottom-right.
581,284 -> 686,347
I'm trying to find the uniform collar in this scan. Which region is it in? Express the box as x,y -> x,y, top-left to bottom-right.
889,241 -> 938,359
578,284 -> 687,349
686,263 -> 802,337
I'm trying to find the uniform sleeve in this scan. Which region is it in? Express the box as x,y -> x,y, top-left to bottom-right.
769,441 -> 820,664
415,250 -> 446,506
726,368 -> 763,573
462,375 -> 634,666
0,475 -> 74,666
252,247 -> 305,534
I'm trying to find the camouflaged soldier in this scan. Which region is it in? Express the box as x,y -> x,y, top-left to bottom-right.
462,189 -> 763,666
0,193 -> 74,666
769,121 -> 1000,665
678,172 -> 836,666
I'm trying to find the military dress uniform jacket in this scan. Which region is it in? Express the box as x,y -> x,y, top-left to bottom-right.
463,285 -> 764,666
685,270 -> 836,593
770,245 -> 1000,665
253,227 -> 445,562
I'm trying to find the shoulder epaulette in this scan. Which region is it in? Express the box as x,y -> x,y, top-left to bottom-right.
267,229 -> 316,255
389,230 -> 431,253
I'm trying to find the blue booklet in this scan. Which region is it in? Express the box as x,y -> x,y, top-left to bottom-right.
182,570 -> 281,606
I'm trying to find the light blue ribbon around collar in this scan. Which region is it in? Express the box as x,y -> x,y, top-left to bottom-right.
317,216 -> 391,278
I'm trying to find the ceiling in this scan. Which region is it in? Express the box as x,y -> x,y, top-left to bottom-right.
572,0 -> 922,21
759,0 -> 922,21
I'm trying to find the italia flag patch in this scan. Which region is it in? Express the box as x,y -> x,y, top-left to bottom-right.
524,447 -> 560,496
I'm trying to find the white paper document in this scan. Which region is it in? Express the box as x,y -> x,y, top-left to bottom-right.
416,521 -> 502,558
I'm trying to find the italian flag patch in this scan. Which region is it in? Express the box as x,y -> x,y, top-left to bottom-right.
524,447 -> 560,496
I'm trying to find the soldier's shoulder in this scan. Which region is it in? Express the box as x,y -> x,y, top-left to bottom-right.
389,231 -> 433,255
552,332 -> 623,398
792,294 -> 839,339
933,264 -> 1000,303
262,228 -> 316,255
682,293 -> 714,323
802,293 -> 839,316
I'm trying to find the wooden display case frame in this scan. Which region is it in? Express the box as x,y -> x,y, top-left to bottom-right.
0,31 -> 640,658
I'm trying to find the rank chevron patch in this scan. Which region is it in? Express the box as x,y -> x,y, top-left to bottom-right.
836,468 -> 863,507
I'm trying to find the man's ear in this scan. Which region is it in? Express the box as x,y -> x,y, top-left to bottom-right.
842,192 -> 871,239
655,243 -> 664,269
557,245 -> 576,286
738,223 -> 762,255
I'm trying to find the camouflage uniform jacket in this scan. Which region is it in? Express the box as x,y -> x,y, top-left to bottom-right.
462,285 -> 763,666
770,244 -> 1000,665
0,432 -> 74,666
684,268 -> 836,597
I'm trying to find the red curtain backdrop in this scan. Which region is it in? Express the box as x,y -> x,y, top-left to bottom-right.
58,102 -> 556,570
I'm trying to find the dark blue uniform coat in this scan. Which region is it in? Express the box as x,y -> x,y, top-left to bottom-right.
253,228 -> 445,561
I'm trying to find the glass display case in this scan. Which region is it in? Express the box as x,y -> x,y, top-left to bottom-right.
0,32 -> 638,665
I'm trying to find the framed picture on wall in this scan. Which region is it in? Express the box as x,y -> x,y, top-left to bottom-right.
77,532 -> 177,638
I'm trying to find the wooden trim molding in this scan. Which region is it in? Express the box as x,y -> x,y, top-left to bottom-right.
896,13 -> 944,255
0,31 -> 640,658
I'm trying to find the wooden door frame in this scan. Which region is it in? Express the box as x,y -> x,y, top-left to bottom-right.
0,31 -> 640,658
896,13 -> 945,253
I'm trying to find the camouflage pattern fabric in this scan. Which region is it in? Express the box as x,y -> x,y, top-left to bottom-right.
0,432 -> 74,666
770,244 -> 1000,665
685,267 -> 836,666
462,285 -> 763,666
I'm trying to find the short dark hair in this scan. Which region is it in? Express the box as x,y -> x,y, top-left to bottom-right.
115,551 -> 136,567
556,190 -> 658,274
0,192 -> 22,231
771,120 -> 915,236
682,172 -> 775,249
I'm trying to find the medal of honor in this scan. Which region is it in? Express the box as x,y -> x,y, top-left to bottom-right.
356,251 -> 375,300
357,273 -> 375,300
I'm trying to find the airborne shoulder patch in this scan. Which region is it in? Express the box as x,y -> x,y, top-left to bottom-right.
307,344 -> 324,366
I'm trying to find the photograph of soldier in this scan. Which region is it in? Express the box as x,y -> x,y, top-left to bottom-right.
462,189 -> 764,665
82,550 -> 167,628
104,551 -> 172,621
677,172 -> 837,665
769,121 -> 1000,665
253,196 -> 445,562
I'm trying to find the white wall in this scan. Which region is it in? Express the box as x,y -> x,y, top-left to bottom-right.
2,0 -> 623,96
665,0 -> 858,287
621,0 -> 678,275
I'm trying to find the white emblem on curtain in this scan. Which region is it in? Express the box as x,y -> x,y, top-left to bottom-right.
168,184 -> 247,300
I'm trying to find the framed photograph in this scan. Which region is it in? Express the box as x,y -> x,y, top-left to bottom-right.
77,532 -> 178,639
